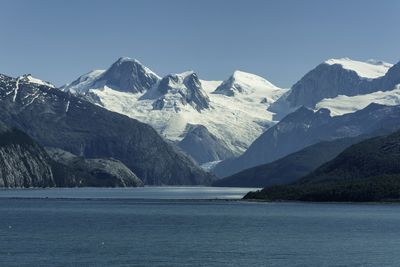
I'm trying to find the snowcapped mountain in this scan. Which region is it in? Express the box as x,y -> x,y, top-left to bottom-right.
62,57 -> 160,94
63,58 -> 287,163
0,73 -> 214,185
269,58 -> 396,119
214,103 -> 400,178
61,56 -> 399,169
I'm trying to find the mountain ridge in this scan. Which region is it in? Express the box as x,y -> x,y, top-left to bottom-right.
0,73 -> 214,185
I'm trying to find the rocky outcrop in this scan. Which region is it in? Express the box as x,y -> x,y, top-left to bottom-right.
0,122 -> 55,187
47,148 -> 143,187
149,71 -> 210,112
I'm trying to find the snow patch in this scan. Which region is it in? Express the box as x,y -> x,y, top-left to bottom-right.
24,75 -> 55,88
13,77 -> 21,102
66,100 -> 70,113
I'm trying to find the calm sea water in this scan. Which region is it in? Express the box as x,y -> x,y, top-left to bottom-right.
1,187 -> 400,266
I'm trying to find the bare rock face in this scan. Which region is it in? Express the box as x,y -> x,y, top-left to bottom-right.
0,120 -> 144,188
97,57 -> 160,93
0,122 -> 54,187
150,71 -> 210,112
47,148 -> 143,187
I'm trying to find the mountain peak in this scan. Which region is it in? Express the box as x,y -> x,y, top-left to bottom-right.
20,74 -> 55,88
63,57 -> 160,94
107,57 -> 161,80
152,71 -> 210,112
213,70 -> 283,99
115,56 -> 141,64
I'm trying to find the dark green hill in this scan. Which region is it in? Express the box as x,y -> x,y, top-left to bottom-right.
213,136 -> 364,187
245,130 -> 400,202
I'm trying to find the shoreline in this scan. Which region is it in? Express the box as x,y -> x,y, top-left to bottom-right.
1,196 -> 400,205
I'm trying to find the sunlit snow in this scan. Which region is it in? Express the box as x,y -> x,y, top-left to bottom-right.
325,58 -> 392,79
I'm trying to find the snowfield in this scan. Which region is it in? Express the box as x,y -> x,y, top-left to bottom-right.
89,71 -> 286,154
325,58 -> 392,79
316,85 -> 400,116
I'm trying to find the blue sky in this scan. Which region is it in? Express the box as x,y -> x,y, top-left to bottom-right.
0,0 -> 399,87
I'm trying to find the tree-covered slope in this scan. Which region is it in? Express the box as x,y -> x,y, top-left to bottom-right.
245,130 -> 400,202
213,136 -> 364,187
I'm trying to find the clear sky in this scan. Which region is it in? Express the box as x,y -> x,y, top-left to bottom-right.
0,0 -> 399,88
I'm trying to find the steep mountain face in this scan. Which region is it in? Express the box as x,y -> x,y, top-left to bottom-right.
47,148 -> 143,187
245,130 -> 400,202
148,71 -> 210,112
62,57 -> 160,94
0,73 -> 214,185
0,121 -> 55,188
270,58 -> 397,119
177,124 -> 235,164
213,136 -> 365,187
63,60 -> 286,159
0,120 -> 144,188
213,103 -> 400,177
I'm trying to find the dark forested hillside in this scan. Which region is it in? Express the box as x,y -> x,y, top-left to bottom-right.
213,136 -> 365,187
245,130 -> 400,202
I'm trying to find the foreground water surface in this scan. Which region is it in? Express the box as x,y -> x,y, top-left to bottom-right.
1,187 -> 400,266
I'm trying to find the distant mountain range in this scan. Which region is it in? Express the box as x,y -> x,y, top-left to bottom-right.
213,104 -> 400,178
61,57 -> 286,164
214,58 -> 400,177
1,56 -> 400,191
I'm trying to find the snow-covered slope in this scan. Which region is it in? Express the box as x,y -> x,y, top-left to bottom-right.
90,76 -> 285,154
62,70 -> 104,94
213,70 -> 283,103
316,86 -> 400,116
63,59 -> 287,158
22,74 -> 55,88
269,58 -> 396,119
325,58 -> 392,79
146,71 -> 210,112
